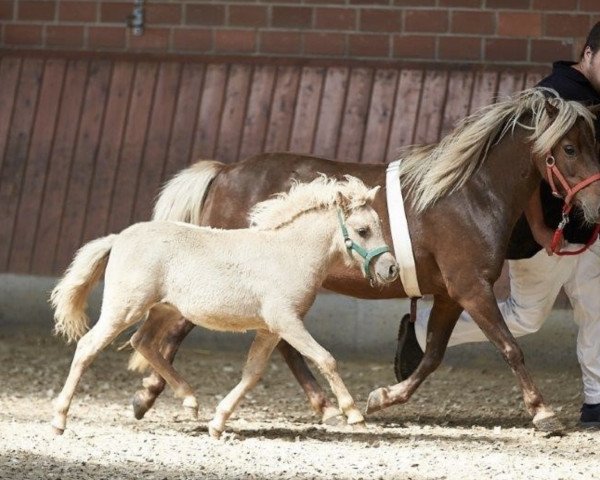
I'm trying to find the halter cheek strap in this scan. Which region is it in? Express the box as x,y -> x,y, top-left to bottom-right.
337,209 -> 390,279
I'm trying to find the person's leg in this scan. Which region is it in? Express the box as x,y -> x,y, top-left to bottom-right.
563,242 -> 600,424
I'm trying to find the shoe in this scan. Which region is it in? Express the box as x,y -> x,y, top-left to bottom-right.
580,403 -> 600,427
394,313 -> 424,382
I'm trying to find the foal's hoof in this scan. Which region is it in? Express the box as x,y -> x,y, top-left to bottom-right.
207,421 -> 223,439
185,406 -> 199,420
132,390 -> 155,420
533,411 -> 565,435
323,413 -> 346,427
349,421 -> 368,432
365,388 -> 389,415
51,426 -> 65,436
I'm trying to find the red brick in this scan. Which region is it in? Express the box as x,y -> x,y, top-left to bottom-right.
59,2 -> 96,22
485,38 -> 528,62
305,0 -> 345,4
579,0 -> 600,12
439,36 -> 481,60
215,29 -> 256,53
351,0 -> 391,4
18,1 -> 56,21
451,11 -> 495,35
129,28 -> 170,51
4,24 -> 43,45
46,25 -> 84,47
100,2 -> 131,23
304,32 -> 346,55
315,8 -> 356,30
439,0 -> 482,6
531,39 -> 576,63
533,0 -> 577,9
393,34 -> 436,58
272,6 -> 312,29
394,0 -> 436,5
349,34 -> 389,56
0,1 -> 14,20
146,4 -> 182,25
172,28 -> 212,51
405,10 -> 448,33
486,0 -> 531,8
544,14 -> 591,38
229,5 -> 268,27
186,4 -> 225,26
89,26 -> 126,48
260,31 -> 302,54
498,12 -> 542,37
360,8 -> 402,33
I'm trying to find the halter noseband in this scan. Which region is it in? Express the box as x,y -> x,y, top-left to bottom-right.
545,154 -> 600,256
336,208 -> 390,281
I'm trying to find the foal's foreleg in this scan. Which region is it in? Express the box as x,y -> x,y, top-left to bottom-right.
209,330 -> 280,438
277,341 -> 344,425
274,317 -> 364,426
366,294 -> 462,414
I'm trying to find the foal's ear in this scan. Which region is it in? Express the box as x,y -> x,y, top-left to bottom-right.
544,99 -> 560,120
366,185 -> 381,203
336,191 -> 350,215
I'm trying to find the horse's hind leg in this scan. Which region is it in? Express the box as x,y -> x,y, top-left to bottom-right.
132,309 -> 194,419
277,341 -> 345,425
209,330 -> 280,438
52,308 -> 143,434
366,293 -> 462,414
130,325 -> 200,419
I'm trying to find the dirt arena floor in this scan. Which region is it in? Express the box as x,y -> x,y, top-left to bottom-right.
1,324 -> 599,480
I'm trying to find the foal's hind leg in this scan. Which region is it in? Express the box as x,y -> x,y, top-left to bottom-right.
209,330 -> 280,438
52,309 -> 143,434
130,325 -> 200,419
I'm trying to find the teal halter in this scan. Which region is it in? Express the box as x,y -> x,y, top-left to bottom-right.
337,208 -> 391,280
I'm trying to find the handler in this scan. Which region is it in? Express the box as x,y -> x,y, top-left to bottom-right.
395,22 -> 600,427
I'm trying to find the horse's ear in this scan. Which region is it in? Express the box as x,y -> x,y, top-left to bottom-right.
588,103 -> 600,118
367,185 -> 381,203
544,99 -> 559,120
336,191 -> 350,215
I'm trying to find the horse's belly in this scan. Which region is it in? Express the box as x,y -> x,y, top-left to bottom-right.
188,313 -> 267,333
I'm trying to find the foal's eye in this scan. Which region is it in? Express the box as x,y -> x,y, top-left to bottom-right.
357,227 -> 370,238
563,145 -> 576,156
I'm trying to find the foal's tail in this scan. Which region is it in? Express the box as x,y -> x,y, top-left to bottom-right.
153,160 -> 225,223
51,235 -> 117,343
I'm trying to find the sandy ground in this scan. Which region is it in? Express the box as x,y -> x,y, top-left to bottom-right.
1,325 -> 599,480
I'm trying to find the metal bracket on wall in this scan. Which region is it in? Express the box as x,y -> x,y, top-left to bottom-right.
127,0 -> 145,36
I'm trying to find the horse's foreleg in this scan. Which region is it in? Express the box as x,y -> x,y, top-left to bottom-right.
209,330 -> 280,438
275,318 -> 364,427
130,324 -> 199,419
277,341 -> 344,425
132,312 -> 195,420
366,294 -> 462,414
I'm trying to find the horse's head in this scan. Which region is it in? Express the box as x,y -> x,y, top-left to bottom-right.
533,100 -> 600,224
336,185 -> 399,286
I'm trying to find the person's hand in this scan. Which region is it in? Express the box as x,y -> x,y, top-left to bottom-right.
531,224 -> 561,255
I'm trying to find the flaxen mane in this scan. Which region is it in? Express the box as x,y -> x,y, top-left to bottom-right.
249,175 -> 375,230
398,87 -> 596,213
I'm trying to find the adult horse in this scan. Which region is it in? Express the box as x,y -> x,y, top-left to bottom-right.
130,88 -> 600,432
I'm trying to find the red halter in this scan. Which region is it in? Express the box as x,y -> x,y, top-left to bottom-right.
545,154 -> 600,256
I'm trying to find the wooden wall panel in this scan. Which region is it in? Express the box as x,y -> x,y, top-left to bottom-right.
0,53 -> 552,276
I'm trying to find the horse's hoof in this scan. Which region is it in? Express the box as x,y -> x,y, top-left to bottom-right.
132,391 -> 154,420
349,421 -> 368,431
208,422 -> 223,439
365,388 -> 388,415
533,412 -> 565,434
51,426 -> 64,436
185,406 -> 199,420
323,413 -> 346,427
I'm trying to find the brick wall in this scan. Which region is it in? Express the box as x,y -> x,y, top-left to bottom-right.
0,0 -> 599,66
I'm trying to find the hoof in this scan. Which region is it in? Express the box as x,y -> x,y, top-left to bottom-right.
533,412 -> 565,434
185,406 -> 199,420
132,390 -> 155,420
323,413 -> 346,427
51,426 -> 65,436
350,421 -> 368,432
208,421 -> 223,439
365,388 -> 388,415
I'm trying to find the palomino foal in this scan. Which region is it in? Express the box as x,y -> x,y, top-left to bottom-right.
50,176 -> 398,437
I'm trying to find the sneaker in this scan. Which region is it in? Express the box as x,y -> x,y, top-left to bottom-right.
394,313 -> 424,382
580,403 -> 600,427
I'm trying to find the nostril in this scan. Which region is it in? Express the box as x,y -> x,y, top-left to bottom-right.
389,264 -> 399,278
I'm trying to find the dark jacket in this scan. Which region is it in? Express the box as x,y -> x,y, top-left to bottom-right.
506,61 -> 600,259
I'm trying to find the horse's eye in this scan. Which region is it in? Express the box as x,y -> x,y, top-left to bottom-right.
563,145 -> 576,156
357,227 -> 369,238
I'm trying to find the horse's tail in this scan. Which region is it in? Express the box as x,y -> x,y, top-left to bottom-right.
51,234 -> 117,343
153,160 -> 225,222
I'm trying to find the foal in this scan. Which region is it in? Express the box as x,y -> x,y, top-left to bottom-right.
50,176 -> 398,437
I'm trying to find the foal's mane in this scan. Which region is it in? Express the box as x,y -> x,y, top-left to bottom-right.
398,87 -> 596,213
249,175 -> 373,230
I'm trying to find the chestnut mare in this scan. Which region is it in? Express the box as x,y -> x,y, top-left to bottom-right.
131,88 -> 600,432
